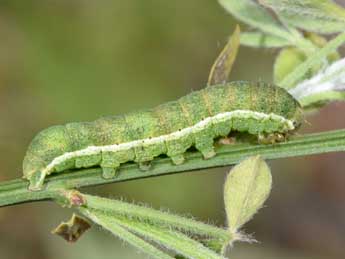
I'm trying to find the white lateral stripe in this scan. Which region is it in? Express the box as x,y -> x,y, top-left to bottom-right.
42,110 -> 294,174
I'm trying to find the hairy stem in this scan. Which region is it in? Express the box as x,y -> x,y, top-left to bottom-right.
0,129 -> 345,207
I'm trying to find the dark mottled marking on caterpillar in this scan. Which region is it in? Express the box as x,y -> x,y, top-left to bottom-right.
23,81 -> 303,190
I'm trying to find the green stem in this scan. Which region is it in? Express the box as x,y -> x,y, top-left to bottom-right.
1,129 -> 345,207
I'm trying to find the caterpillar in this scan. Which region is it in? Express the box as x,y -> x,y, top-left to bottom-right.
23,81 -> 303,191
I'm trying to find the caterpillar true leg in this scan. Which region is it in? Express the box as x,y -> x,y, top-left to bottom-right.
218,136 -> 237,145
258,133 -> 287,144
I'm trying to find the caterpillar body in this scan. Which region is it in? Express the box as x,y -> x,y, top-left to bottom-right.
23,81 -> 303,190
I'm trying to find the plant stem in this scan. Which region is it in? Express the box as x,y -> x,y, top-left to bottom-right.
0,129 -> 345,207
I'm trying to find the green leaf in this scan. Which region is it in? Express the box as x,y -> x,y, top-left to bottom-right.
208,25 -> 241,85
299,90 -> 345,109
274,47 -> 307,84
83,208 -> 226,259
289,57 -> 345,108
240,31 -> 291,48
81,194 -> 232,243
260,0 -> 345,34
275,34 -> 341,85
113,217 -> 226,259
304,32 -> 340,61
80,208 -> 175,259
224,156 -> 272,233
218,0 -> 291,40
280,32 -> 345,89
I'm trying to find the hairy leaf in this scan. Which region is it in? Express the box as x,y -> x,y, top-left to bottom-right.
240,31 -> 291,48
224,156 -> 272,233
218,0 -> 291,40
83,209 -> 226,259
289,57 -> 345,108
260,0 -> 345,34
274,47 -> 307,84
81,208 -> 175,259
280,32 -> 345,89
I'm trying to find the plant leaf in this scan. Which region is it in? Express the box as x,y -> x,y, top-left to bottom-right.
274,47 -> 307,84
275,34 -> 341,85
240,31 -> 291,48
224,156 -> 272,233
304,32 -> 340,61
208,25 -> 241,85
280,32 -> 345,89
80,208 -> 175,259
84,209 -> 226,259
260,0 -> 345,34
218,0 -> 291,40
298,90 -> 345,109
82,194 -> 231,243
289,57 -> 345,108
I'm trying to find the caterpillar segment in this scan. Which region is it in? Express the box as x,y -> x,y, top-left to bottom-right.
23,81 -> 303,191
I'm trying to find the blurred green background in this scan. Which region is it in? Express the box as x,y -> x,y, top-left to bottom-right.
0,1 -> 345,259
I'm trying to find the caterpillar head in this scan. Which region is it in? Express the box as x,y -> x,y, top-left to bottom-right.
291,105 -> 304,130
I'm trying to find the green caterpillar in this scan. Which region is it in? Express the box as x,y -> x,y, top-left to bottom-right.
23,81 -> 303,191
